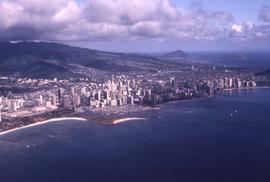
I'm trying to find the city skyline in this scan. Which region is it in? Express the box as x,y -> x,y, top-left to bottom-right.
0,0 -> 269,52
1,2 -> 270,181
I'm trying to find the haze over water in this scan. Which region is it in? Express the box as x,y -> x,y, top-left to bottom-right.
0,88 -> 270,182
188,52 -> 270,68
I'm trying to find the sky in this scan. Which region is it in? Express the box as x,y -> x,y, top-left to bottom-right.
0,0 -> 270,52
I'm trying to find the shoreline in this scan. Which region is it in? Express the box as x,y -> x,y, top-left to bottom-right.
0,116 -> 148,137
0,117 -> 87,137
1,86 -> 269,137
112,117 -> 147,125
223,86 -> 270,91
158,86 -> 270,107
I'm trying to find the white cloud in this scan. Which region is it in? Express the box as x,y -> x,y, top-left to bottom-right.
0,1 -> 24,29
53,1 -> 81,23
229,22 -> 256,41
0,0 -> 267,43
259,6 -> 270,22
232,24 -> 243,33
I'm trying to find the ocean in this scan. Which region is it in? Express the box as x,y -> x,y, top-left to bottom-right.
187,52 -> 270,69
0,88 -> 270,182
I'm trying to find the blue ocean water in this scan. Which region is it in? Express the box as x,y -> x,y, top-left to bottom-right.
188,52 -> 270,68
0,88 -> 270,182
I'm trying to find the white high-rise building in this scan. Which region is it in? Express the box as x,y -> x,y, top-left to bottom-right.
127,96 -> 134,105
70,87 -> 75,94
233,78 -> 242,88
104,90 -> 110,100
0,104 -> 2,122
51,94 -> 57,106
39,95 -> 43,105
97,90 -> 102,101
10,99 -> 17,112
81,87 -> 86,95
224,78 -> 233,88
72,95 -> 81,106
229,78 -> 233,88
110,99 -> 117,107
63,95 -> 71,108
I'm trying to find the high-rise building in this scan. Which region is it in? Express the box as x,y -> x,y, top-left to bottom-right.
110,99 -> 117,107
90,99 -> 99,109
146,89 -> 152,100
127,96 -> 134,105
224,78 -> 233,88
233,78 -> 242,88
51,94 -> 57,106
249,81 -> 256,87
39,95 -> 43,105
229,78 -> 233,88
122,96 -> 128,105
110,91 -> 116,100
116,90 -> 122,100
58,88 -> 64,101
63,95 -> 71,108
10,99 -> 17,112
72,95 -> 81,106
206,81 -> 215,95
103,90 -> 110,100
46,101 -> 52,108
96,90 -> 102,101
111,74 -> 115,84
243,81 -> 248,87
0,104 -> 2,122
81,87 -> 86,95
170,77 -> 175,86
117,99 -> 122,106
70,87 -> 75,94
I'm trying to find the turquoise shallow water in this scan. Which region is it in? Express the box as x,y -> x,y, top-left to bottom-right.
0,88 -> 270,182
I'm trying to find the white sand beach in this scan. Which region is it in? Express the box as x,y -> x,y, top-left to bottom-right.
113,117 -> 147,125
0,117 -> 87,137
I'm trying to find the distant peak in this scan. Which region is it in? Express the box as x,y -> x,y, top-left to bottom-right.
161,50 -> 187,59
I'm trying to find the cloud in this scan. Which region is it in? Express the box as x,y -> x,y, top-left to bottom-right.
81,0 -> 234,41
256,6 -> 270,39
255,24 -> 270,39
231,24 -> 243,33
259,6 -> 270,22
0,0 -> 265,43
229,22 -> 255,40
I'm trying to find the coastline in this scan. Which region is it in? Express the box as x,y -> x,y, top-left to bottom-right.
1,86 -> 269,137
157,86 -> 270,107
0,116 -> 148,137
0,117 -> 87,137
223,86 -> 270,91
113,117 -> 147,125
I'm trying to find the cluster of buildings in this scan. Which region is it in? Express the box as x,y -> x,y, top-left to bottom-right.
0,91 -> 58,121
201,77 -> 257,95
0,75 -> 257,122
59,76 -> 138,109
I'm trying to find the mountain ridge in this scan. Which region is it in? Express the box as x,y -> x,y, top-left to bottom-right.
0,41 -> 190,78
161,50 -> 188,60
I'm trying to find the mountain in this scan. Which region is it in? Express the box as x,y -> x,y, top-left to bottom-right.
160,50 -> 188,60
0,54 -> 79,79
0,42 -> 193,79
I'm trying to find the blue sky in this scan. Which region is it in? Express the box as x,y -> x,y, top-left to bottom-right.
175,0 -> 270,23
76,0 -> 269,23
1,0 -> 270,52
71,0 -> 270,52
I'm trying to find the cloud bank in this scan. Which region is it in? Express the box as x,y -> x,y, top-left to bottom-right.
0,0 -> 269,43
